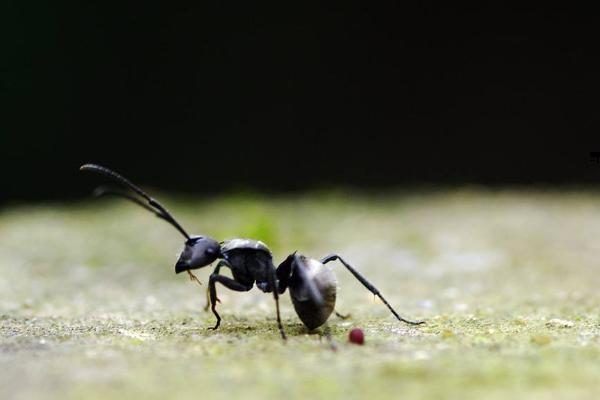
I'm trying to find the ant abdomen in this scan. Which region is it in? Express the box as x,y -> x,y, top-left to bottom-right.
289,256 -> 337,330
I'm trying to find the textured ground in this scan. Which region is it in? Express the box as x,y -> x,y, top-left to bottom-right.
2,188 -> 600,399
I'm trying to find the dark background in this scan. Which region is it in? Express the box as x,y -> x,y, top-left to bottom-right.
2,2 -> 599,203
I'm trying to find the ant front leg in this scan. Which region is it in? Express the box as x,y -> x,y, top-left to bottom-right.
208,260 -> 252,330
321,254 -> 424,326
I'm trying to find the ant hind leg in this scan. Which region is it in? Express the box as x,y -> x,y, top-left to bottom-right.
321,254 -> 424,326
335,311 -> 351,319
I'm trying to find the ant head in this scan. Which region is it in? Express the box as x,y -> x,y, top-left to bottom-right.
175,235 -> 221,273
80,164 -> 221,275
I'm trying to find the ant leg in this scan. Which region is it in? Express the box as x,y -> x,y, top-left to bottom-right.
293,254 -> 324,306
204,286 -> 211,311
267,267 -> 287,340
208,275 -> 252,330
321,254 -> 424,326
277,253 -> 323,305
275,253 -> 295,294
204,261 -> 227,311
335,311 -> 351,319
208,262 -> 252,330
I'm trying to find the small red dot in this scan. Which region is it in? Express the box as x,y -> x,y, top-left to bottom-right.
349,328 -> 364,345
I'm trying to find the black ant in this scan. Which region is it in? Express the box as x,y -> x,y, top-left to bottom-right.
80,164 -> 424,341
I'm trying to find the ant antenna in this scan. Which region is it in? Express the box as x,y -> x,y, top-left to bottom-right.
80,164 -> 191,240
93,186 -> 169,222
